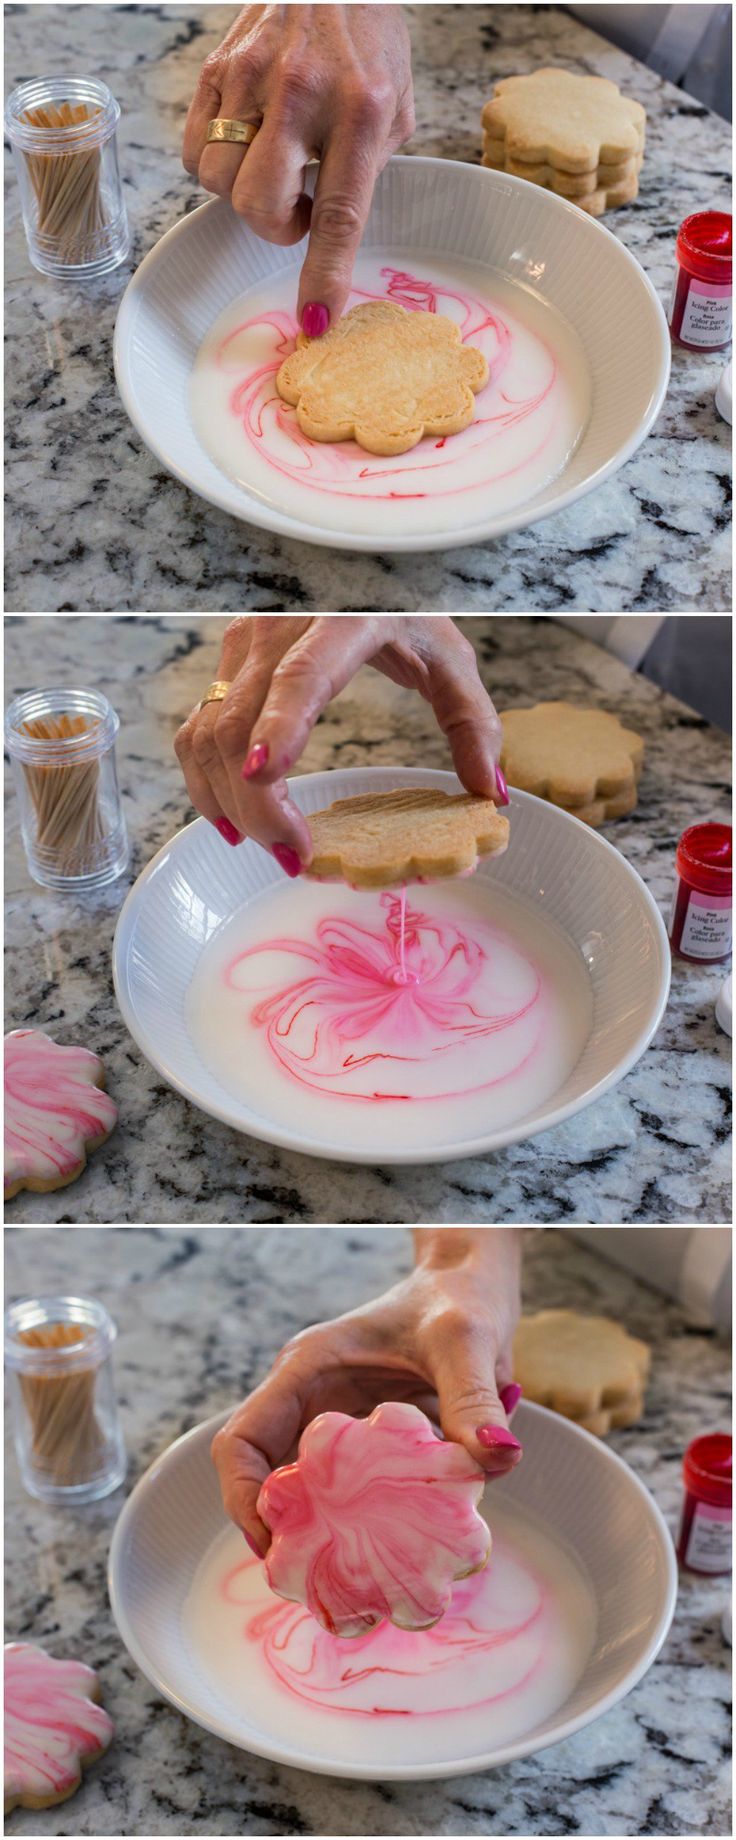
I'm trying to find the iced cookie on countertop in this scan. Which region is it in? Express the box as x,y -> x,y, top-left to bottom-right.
304,787 -> 510,889
512,1310 -> 650,1437
257,1400 -> 491,1637
481,69 -> 645,216
4,1029 -> 118,1199
4,1643 -> 114,1813
499,702 -> 644,826
276,300 -> 489,456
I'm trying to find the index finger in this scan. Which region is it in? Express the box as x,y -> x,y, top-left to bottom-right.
241,616 -> 387,783
296,121 -> 383,326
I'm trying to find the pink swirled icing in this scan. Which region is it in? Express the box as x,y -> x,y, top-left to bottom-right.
257,1402 -> 490,1637
219,1538 -> 551,1719
4,1030 -> 118,1196
4,1643 -> 113,1809
223,891 -> 544,1104
210,265 -> 562,504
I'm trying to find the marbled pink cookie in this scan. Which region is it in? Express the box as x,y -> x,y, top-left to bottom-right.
4,1643 -> 114,1812
4,1029 -> 118,1200
257,1400 -> 491,1637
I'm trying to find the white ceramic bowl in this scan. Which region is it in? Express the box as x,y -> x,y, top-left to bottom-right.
112,766 -> 670,1165
114,156 -> 670,552
108,1401 -> 677,1780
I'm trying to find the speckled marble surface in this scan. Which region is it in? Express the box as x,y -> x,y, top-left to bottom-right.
4,614 -> 731,1225
4,4 -> 731,614
4,1225 -> 732,1837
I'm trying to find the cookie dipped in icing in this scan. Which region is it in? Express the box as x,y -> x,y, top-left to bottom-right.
4,1643 -> 114,1813
4,1029 -> 118,1199
257,1400 -> 491,1637
276,300 -> 489,456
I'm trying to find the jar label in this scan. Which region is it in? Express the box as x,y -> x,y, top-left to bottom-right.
680,889 -> 732,959
685,1500 -> 732,1572
680,277 -> 732,347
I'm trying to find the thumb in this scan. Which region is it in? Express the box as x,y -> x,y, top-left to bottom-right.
211,1422 -> 271,1556
433,1346 -> 522,1477
425,642 -> 506,803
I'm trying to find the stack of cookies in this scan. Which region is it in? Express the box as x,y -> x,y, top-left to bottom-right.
481,68 -> 645,217
499,701 -> 644,828
513,1310 -> 651,1438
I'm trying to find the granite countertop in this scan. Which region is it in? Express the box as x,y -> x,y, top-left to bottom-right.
4,4 -> 731,615
4,1225 -> 731,1837
4,614 -> 731,1226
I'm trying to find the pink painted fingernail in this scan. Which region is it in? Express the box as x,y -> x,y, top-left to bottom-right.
495,766 -> 510,806
272,842 -> 302,878
500,1383 -> 522,1416
214,816 -> 241,846
244,1531 -> 265,1559
242,740 -> 269,780
476,1424 -> 522,1453
302,301 -> 330,338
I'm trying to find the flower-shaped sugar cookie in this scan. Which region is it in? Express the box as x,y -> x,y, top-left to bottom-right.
512,1310 -> 650,1437
499,702 -> 644,826
4,1643 -> 114,1813
4,1029 -> 118,1199
257,1400 -> 491,1637
276,301 -> 489,456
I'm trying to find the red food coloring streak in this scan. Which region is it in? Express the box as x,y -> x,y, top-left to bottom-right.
218,1553 -> 549,1720
223,892 -> 545,1104
214,268 -> 560,505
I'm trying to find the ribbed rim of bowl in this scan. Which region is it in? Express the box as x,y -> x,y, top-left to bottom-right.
113,157 -> 671,554
107,1402 -> 678,1781
112,772 -> 671,1164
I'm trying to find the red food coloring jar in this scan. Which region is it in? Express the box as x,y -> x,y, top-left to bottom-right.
676,1432 -> 732,1575
668,210 -> 732,351
668,822 -> 732,963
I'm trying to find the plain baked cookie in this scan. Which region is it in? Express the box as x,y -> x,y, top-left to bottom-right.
512,1309 -> 651,1437
276,301 -> 489,456
499,702 -> 644,826
481,68 -> 645,215
305,788 -> 509,889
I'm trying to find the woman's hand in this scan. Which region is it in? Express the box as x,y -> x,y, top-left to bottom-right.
174,616 -> 507,875
183,4 -> 414,330
212,1228 -> 522,1555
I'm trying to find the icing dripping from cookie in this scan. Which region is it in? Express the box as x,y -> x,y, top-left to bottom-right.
186,878 -> 594,1151
222,891 -> 544,1104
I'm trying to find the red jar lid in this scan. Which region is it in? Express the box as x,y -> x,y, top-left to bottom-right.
683,1432 -> 732,1508
676,211 -> 732,286
676,822 -> 732,897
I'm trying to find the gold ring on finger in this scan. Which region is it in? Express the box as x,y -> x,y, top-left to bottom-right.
198,680 -> 231,710
206,118 -> 260,147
